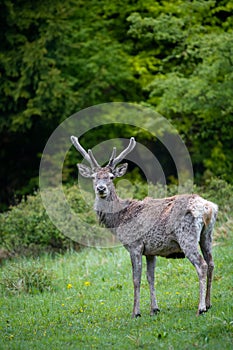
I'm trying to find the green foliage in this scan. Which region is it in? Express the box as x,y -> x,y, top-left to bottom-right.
200,178 -> 233,212
0,0 -> 79,209
0,191 -> 67,253
0,186 -> 97,254
0,0 -> 141,209
1,0 -> 233,211
198,178 -> 233,242
127,0 -> 233,183
0,178 -> 232,256
0,183 -> 125,253
0,259 -> 53,294
0,0 -> 78,132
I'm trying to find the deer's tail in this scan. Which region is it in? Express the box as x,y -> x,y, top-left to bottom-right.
203,202 -> 218,228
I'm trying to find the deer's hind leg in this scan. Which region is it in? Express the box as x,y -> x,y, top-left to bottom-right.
178,213 -> 208,315
185,250 -> 208,315
200,226 -> 214,310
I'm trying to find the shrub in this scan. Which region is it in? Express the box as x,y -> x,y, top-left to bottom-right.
199,178 -> 233,241
0,191 -> 72,254
0,179 -> 232,256
0,260 -> 53,294
0,184 -> 116,254
0,185 -> 96,254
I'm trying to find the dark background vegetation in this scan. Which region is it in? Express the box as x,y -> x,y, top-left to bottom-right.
0,0 -> 233,211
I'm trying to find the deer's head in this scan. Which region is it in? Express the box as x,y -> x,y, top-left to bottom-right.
70,136 -> 136,199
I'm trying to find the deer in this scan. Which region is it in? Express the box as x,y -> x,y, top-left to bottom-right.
71,136 -> 218,317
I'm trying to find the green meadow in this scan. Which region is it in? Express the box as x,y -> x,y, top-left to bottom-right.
0,234 -> 232,349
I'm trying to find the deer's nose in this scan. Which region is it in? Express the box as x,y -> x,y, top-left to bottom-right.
97,184 -> 106,192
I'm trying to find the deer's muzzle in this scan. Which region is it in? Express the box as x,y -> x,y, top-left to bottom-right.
96,184 -> 108,198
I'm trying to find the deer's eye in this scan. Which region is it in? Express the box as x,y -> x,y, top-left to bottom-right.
109,173 -> 114,180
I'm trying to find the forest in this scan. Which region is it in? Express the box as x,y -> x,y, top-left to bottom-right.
0,0 -> 233,211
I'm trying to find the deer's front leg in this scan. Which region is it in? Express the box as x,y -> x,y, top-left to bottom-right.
130,247 -> 143,318
146,255 -> 160,316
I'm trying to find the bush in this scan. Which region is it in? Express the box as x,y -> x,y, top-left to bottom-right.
0,260 -> 53,294
0,192 -> 70,255
199,178 -> 233,241
0,185 -> 97,254
0,179 -> 232,256
0,184 -> 119,254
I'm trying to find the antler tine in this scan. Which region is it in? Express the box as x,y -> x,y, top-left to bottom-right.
88,149 -> 100,168
111,137 -> 136,168
70,136 -> 99,169
107,147 -> 117,167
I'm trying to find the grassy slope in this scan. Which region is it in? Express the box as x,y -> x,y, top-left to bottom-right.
0,234 -> 232,350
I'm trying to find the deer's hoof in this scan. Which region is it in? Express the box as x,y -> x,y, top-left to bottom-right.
150,308 -> 160,316
197,308 -> 207,316
133,313 -> 141,318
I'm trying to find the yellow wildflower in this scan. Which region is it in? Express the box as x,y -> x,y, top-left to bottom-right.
84,281 -> 91,286
67,283 -> 72,289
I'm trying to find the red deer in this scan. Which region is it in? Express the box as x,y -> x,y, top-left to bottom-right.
71,136 -> 218,317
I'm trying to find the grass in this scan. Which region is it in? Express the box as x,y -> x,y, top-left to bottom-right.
0,235 -> 233,350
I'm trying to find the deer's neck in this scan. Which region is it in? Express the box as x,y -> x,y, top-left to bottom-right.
94,190 -> 130,231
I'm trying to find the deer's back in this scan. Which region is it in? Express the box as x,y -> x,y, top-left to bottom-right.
116,194 -> 217,256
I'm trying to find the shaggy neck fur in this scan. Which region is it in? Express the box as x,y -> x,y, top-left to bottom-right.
94,186 -> 131,230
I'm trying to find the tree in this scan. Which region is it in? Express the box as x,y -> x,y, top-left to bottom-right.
0,0 -> 140,209
0,0 -> 79,209
127,0 -> 233,182
1,0 -> 233,210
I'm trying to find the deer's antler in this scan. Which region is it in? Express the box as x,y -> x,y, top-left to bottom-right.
70,136 -> 100,169
108,137 -> 136,168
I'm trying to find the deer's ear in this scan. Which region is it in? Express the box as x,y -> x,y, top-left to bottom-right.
113,163 -> 128,178
77,164 -> 93,178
